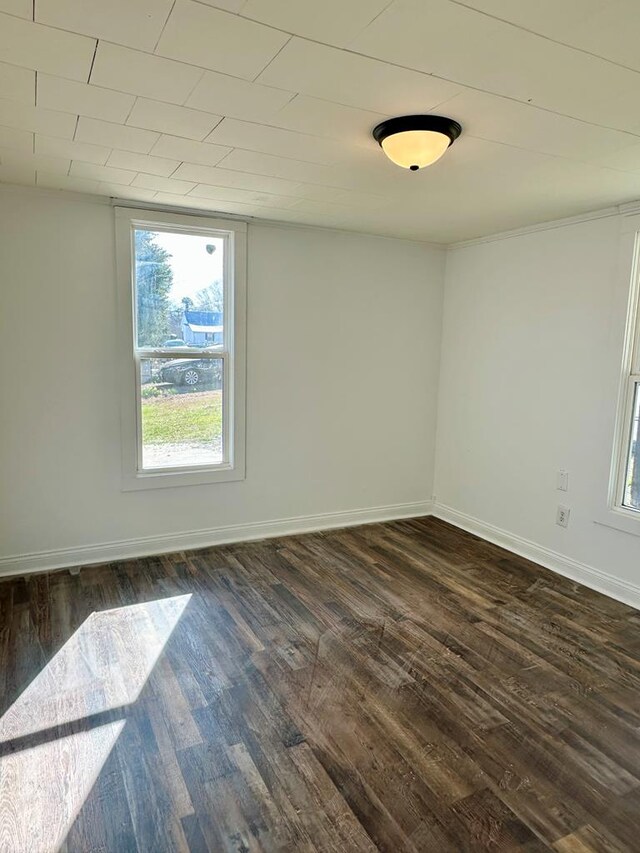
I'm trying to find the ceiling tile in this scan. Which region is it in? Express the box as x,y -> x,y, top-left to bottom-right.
569,0 -> 640,73
172,161 -> 304,195
351,0 -> 502,76
36,171 -> 101,193
185,70 -> 294,122
205,118 -> 349,165
149,134 -> 231,166
97,183 -> 158,202
0,125 -> 33,152
155,1 -> 289,80
457,1 -> 640,69
0,14 -> 95,82
188,183 -> 297,208
70,161 -> 137,185
313,188 -> 387,210
287,198 -> 352,215
257,38 -> 461,116
106,149 -> 180,177
196,0 -> 249,10
0,163 -> 35,185
218,147 -> 342,186
593,143 -> 640,173
455,0 -> 608,34
351,0 -> 640,134
467,30 -> 640,134
0,147 -> 71,174
37,75 -> 135,123
230,143 -> 402,194
35,135 -> 111,165
90,42 -> 203,105
126,98 -> 221,141
269,95 -> 383,143
36,0 -> 174,52
132,173 -> 197,194
437,89 -> 639,163
152,191 -> 268,215
285,183 -> 348,202
0,0 -> 32,18
241,0 -> 392,46
0,62 -> 35,105
76,117 -> 159,154
0,99 -> 77,137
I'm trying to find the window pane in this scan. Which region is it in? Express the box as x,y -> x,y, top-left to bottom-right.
134,228 -> 224,349
139,357 -> 223,470
623,382 -> 640,511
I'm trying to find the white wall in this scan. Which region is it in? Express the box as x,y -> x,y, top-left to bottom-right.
435,214 -> 640,604
4,183 -> 636,604
0,185 -> 445,570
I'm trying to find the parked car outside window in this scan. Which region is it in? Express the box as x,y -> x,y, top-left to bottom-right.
159,358 -> 222,388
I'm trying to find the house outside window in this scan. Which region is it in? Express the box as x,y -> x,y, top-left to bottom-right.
182,309 -> 224,346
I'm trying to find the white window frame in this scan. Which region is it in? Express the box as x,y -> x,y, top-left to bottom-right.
609,226 -> 640,521
115,207 -> 246,491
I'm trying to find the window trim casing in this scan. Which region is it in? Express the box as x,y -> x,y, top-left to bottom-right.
608,225 -> 640,523
115,207 -> 246,491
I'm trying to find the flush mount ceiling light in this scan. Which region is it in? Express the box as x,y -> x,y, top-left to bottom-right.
372,115 -> 462,171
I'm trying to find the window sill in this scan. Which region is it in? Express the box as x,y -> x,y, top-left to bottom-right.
594,506 -> 640,538
121,463 -> 245,491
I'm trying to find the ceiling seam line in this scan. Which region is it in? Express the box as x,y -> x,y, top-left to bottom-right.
354,0 -> 397,36
86,38 -> 99,84
152,0 -> 177,54
249,35 -> 293,83
181,68 -> 207,107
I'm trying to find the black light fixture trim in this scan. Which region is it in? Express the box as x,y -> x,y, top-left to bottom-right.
372,115 -> 462,170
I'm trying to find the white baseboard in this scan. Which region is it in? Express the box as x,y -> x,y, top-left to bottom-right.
433,502 -> 640,611
0,500 -> 434,578
5,499 -> 637,613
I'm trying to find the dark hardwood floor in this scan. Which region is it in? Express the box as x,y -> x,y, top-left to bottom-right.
0,517 -> 639,852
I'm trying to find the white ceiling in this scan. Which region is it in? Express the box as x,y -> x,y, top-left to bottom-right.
1,0 -> 640,242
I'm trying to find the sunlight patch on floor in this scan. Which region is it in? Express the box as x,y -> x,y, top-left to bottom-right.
0,595 -> 191,741
0,594 -> 191,852
0,721 -> 125,852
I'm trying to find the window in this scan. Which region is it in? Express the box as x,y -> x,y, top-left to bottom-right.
611,230 -> 640,516
115,209 -> 246,489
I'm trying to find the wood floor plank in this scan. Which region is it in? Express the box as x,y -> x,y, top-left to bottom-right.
0,517 -> 638,851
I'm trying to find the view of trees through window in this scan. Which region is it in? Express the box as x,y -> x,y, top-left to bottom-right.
134,229 -> 224,349
134,228 -> 226,470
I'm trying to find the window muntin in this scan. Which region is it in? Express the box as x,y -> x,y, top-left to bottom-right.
116,208 -> 246,489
